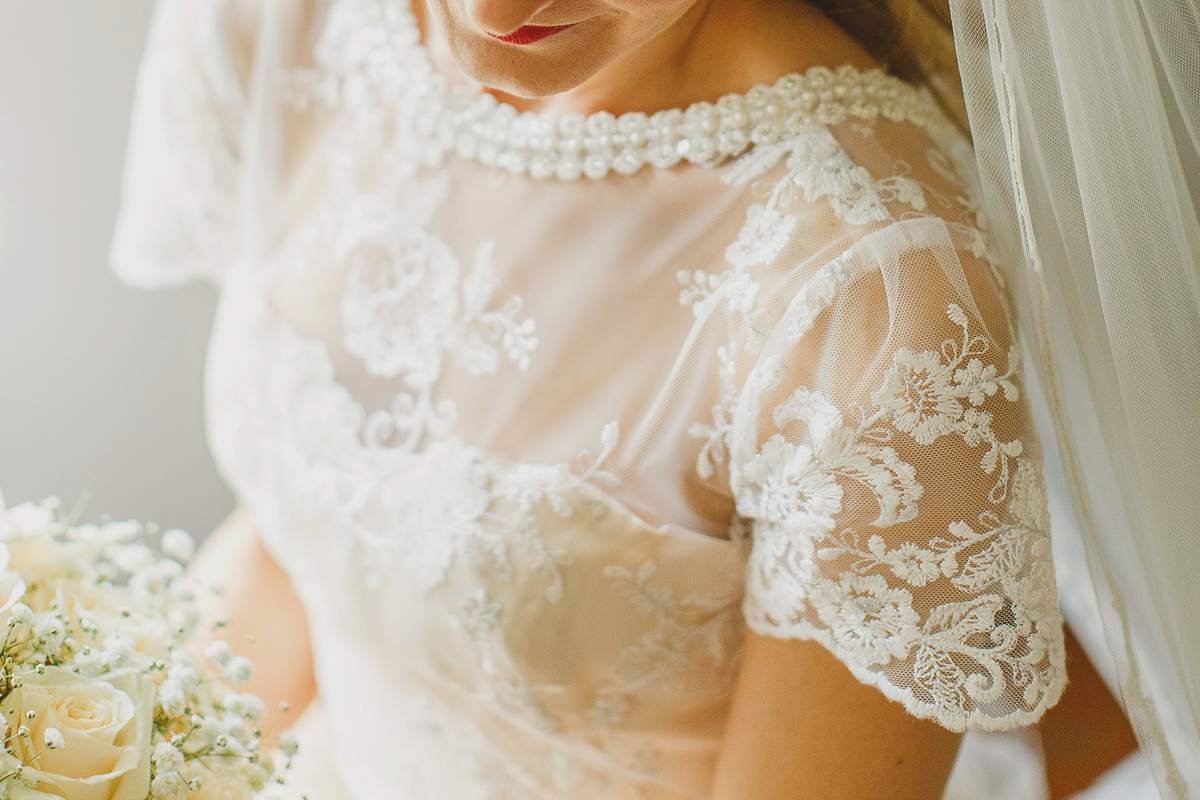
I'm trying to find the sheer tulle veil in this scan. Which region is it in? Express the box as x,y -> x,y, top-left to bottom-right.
934,0 -> 1200,795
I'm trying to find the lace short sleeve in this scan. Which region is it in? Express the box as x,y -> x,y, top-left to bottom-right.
717,119 -> 1067,731
110,0 -> 246,288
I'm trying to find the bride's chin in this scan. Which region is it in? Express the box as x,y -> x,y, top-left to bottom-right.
471,60 -> 603,100
444,27 -> 616,100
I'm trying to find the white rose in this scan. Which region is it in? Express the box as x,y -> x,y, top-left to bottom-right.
0,666 -> 153,800
187,776 -> 254,800
68,584 -> 170,662
1,532 -> 82,610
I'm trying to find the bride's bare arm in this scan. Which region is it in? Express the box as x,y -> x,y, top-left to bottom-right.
710,632 -> 962,800
189,504 -> 317,737
1040,627 -> 1139,798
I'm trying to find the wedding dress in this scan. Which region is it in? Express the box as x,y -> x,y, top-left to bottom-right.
111,0 -> 1070,797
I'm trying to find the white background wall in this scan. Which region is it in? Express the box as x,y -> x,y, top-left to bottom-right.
0,0 -> 234,537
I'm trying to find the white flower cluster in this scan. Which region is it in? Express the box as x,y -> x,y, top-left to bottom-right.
0,494 -> 290,799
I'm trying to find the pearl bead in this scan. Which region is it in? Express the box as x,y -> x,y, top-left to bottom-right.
507,111 -> 536,148
775,75 -> 801,92
617,111 -> 648,133
583,151 -> 613,179
557,136 -> 583,155
687,138 -> 717,164
717,129 -> 749,156
750,122 -> 780,146
809,66 -> 833,86
850,102 -> 876,120
816,103 -> 845,125
684,102 -> 719,136
529,154 -> 555,180
558,114 -> 586,138
746,86 -> 772,108
556,157 -> 582,181
498,150 -> 527,175
586,111 -> 616,137
491,104 -> 517,124
612,150 -> 644,175
646,143 -> 682,168
477,142 -> 498,167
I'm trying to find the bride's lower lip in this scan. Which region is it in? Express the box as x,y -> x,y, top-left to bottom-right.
486,24 -> 576,45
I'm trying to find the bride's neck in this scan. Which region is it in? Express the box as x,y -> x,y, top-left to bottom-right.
415,0 -> 878,116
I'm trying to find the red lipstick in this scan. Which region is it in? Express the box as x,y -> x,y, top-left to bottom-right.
487,24 -> 575,45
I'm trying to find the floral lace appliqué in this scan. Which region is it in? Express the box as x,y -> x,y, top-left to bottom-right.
724,126 -> 928,227
334,185 -> 538,441
590,559 -> 740,732
872,303 -> 1023,502
737,304 -> 1064,731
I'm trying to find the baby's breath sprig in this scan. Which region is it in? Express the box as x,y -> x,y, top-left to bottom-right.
0,495 -> 292,798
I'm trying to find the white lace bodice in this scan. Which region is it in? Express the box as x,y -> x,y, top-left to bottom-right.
112,1 -> 1066,797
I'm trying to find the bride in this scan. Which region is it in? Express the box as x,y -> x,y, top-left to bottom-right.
110,0 -> 1153,797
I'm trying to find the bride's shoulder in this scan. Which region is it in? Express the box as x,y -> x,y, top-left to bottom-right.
689,0 -> 879,105
706,65 -> 1000,341
746,1 -> 879,77
722,66 -> 975,227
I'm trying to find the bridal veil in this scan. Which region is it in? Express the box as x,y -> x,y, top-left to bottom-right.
945,0 -> 1200,794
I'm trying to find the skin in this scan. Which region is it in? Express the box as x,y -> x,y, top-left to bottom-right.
1039,627 -> 1140,799
204,0 -> 1143,796
415,0 -> 877,114
190,505 -> 316,739
712,633 -> 962,799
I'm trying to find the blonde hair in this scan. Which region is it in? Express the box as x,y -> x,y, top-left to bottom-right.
808,0 -> 969,135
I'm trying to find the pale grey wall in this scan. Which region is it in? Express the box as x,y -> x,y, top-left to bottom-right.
0,0 -> 234,536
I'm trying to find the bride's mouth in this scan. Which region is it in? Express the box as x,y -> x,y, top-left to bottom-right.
486,24 -> 577,45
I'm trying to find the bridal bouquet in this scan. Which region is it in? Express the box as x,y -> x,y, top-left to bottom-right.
0,494 -> 291,800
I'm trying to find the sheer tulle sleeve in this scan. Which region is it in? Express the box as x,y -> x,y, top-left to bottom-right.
110,0 -> 246,288
720,123 -> 1067,731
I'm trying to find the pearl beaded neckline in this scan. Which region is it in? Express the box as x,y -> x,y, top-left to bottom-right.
297,0 -> 947,180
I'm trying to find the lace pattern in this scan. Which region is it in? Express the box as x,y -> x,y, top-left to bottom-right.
117,0 -> 1068,794
676,102 -> 1064,729
110,0 -> 244,287
275,0 -> 1063,735
733,305 -> 1062,730
207,278 -> 744,795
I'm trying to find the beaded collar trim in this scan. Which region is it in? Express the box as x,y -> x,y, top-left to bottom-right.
293,0 -> 946,180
